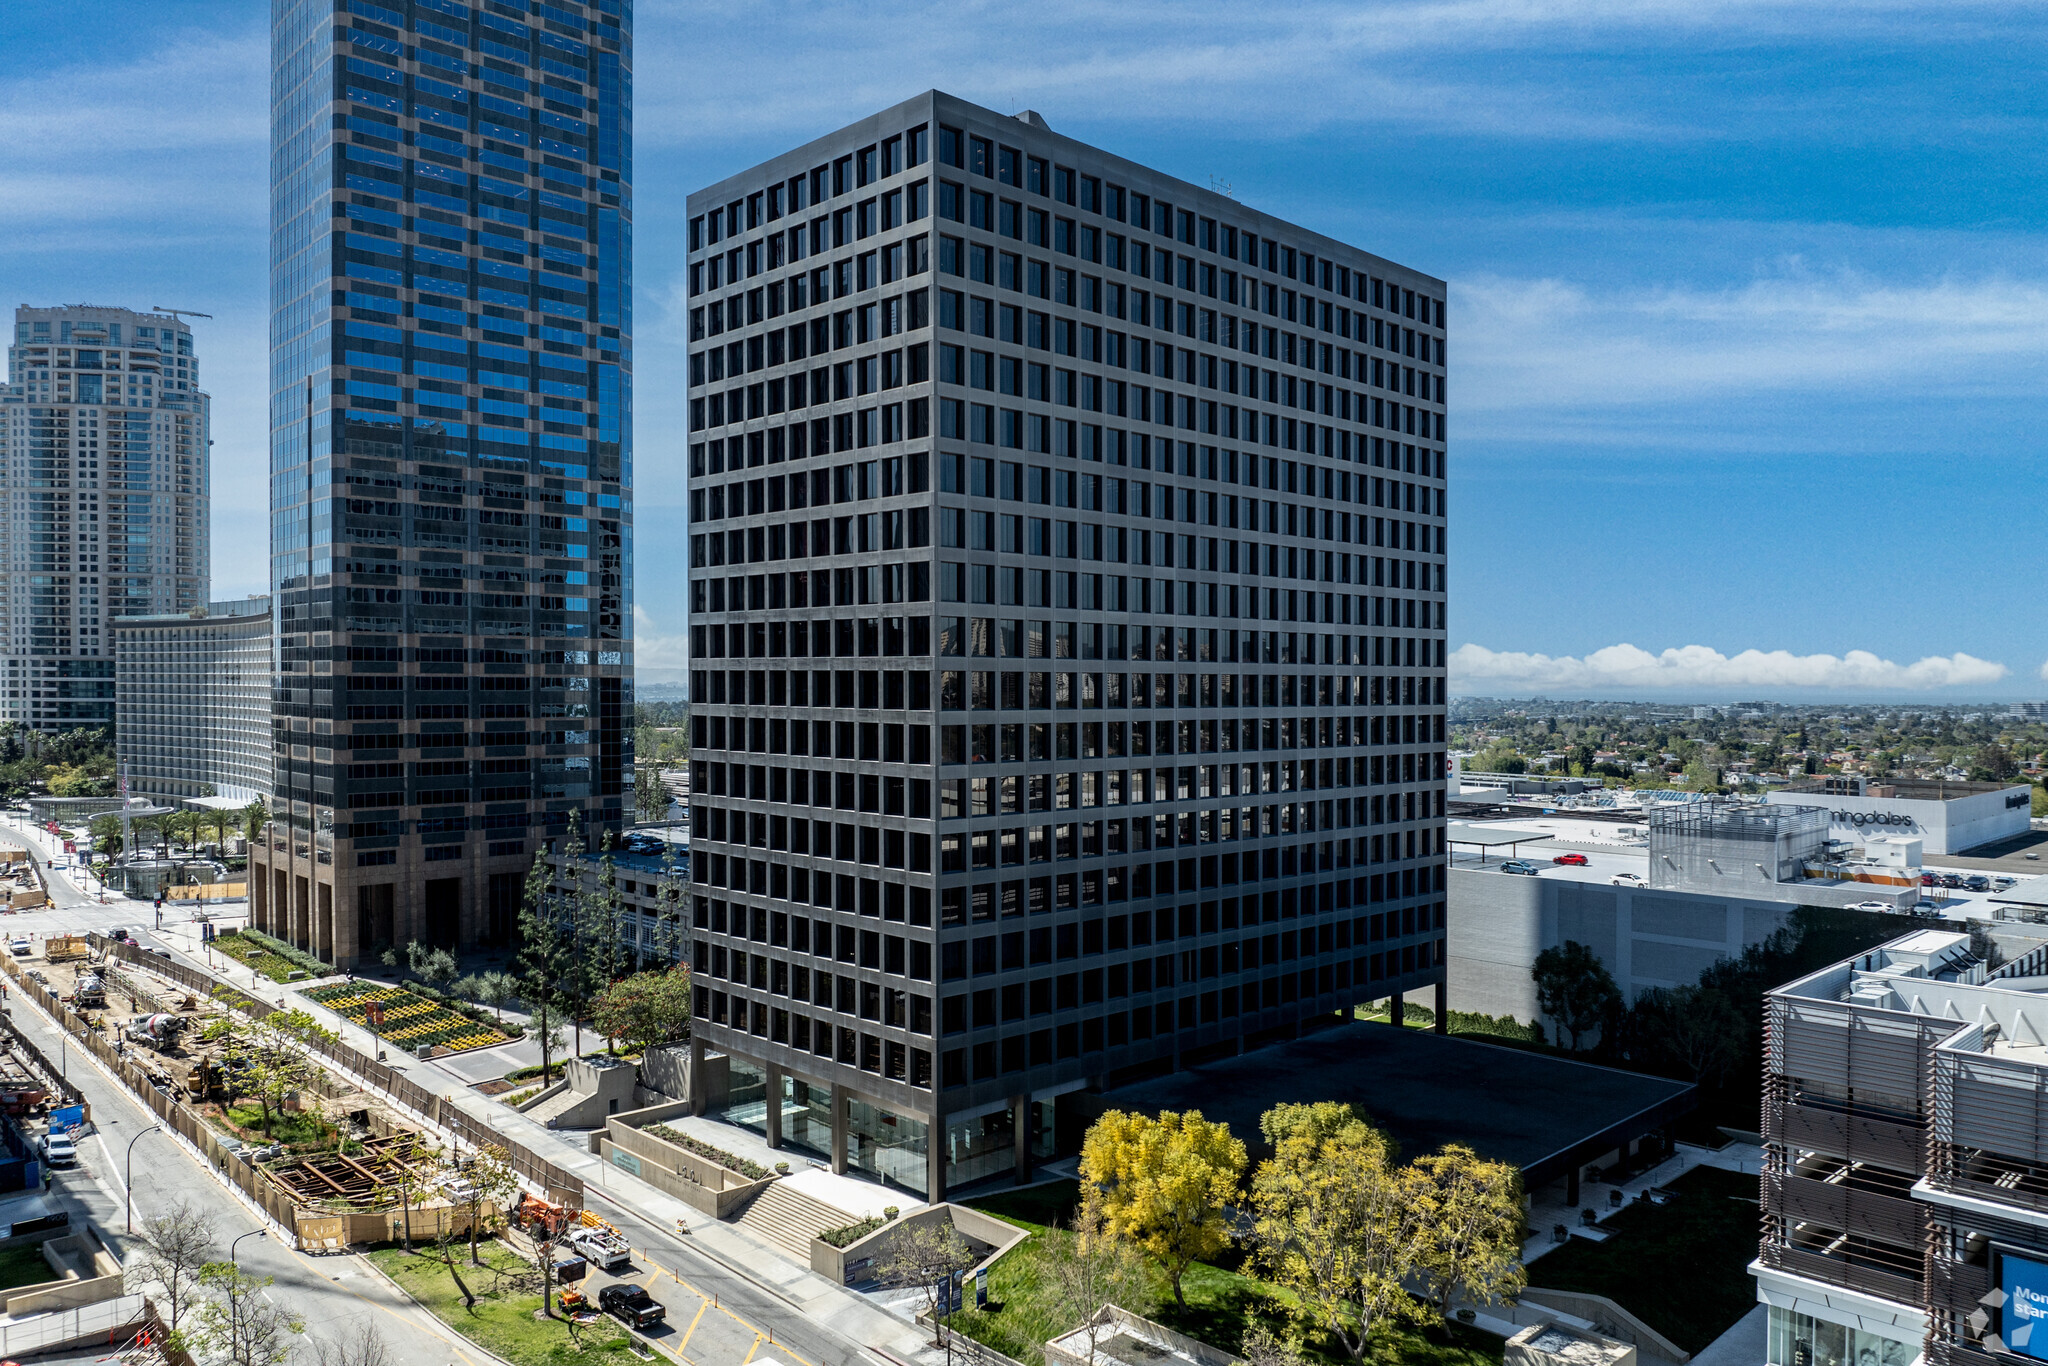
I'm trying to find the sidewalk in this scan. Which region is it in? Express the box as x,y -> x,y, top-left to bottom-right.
144,933 -> 941,1361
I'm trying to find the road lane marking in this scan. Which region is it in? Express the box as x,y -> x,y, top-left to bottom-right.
677,1298 -> 710,1354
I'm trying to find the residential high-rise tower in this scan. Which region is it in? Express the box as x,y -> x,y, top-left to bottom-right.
684,93 -> 1449,1199
253,0 -> 633,965
0,305 -> 209,729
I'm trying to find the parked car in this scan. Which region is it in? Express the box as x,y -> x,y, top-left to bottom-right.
1940,874 -> 1966,889
1964,875 -> 1992,892
39,1131 -> 75,1167
1921,872 -> 1939,887
1610,873 -> 1648,887
1498,860 -> 1540,876
1914,900 -> 1946,913
598,1284 -> 666,1329
1848,900 -> 1896,913
1995,877 -> 2019,890
1551,853 -> 1590,867
7,939 -> 28,957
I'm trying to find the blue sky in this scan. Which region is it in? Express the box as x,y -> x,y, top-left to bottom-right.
3,0 -> 2043,697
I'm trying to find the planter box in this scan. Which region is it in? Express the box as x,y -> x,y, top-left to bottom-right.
600,1102 -> 775,1219
809,1203 -> 1027,1286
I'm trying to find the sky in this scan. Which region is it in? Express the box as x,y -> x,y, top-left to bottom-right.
2,0 -> 2043,699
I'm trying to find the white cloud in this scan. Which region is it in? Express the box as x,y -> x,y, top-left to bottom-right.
1456,269 -> 2048,418
633,606 -> 691,684
1452,641 -> 2009,692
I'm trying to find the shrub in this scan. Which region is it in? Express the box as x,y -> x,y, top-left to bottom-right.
640,1124 -> 769,1180
818,1216 -> 886,1248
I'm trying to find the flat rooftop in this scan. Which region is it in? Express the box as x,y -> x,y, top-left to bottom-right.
1063,1021 -> 1694,1188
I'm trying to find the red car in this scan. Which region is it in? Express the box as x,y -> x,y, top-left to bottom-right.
1552,854 -> 1590,866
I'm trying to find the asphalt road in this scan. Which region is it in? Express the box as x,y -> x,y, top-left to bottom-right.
0,816 -> 898,1366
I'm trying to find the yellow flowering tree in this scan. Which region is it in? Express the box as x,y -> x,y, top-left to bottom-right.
1077,1109 -> 1245,1308
1248,1103 -> 1431,1360
1410,1144 -> 1526,1318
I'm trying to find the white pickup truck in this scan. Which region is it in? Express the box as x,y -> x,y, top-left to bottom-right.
566,1224 -> 632,1272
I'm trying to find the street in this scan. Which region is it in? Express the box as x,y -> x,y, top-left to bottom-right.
0,816 -> 917,1366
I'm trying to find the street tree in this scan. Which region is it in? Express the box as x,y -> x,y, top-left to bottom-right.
1532,940 -> 1621,1051
1247,1107 -> 1429,1360
1077,1109 -> 1245,1308
127,1197 -> 218,1335
454,1144 -> 521,1266
308,1322 -> 391,1366
475,970 -> 517,1023
189,1262 -> 304,1366
1410,1144 -> 1526,1318
872,1220 -> 979,1346
589,969 -> 692,1057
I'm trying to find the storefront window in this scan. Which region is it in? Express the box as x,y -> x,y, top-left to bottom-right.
946,1108 -> 1017,1190
782,1077 -> 834,1163
845,1097 -> 927,1196
1767,1307 -> 1912,1366
719,1057 -> 768,1134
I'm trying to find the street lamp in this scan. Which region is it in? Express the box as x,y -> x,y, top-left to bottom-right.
230,1229 -> 265,1265
124,1125 -> 162,1232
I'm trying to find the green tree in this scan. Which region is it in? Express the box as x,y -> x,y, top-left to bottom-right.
189,1262 -> 303,1366
1078,1109 -> 1246,1308
1532,940 -> 1621,1051
515,849 -> 573,1080
241,1008 -> 339,1137
239,798 -> 269,844
634,765 -> 670,823
589,969 -> 693,1057
1627,983 -> 1745,1086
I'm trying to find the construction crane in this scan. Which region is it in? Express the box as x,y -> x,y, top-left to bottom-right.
150,307 -> 213,322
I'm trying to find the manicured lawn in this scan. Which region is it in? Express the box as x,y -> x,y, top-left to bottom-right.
1525,1164 -> 1760,1354
958,1180 -> 1503,1366
367,1243 -> 640,1366
0,1242 -> 54,1291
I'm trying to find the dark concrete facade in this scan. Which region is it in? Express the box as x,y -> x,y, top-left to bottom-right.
684,91 -> 1449,1200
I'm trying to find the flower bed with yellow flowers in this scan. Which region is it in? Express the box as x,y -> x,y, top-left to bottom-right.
303,981 -> 514,1053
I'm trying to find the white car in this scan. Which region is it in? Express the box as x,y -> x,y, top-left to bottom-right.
39,1131 -> 75,1167
6,939 -> 27,957
1610,873 -> 1647,887
1848,900 -> 1896,913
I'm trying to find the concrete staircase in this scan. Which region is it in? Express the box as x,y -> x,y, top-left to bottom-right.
730,1180 -> 854,1260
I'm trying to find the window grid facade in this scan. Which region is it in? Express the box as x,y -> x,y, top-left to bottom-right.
684,92 -> 1448,1200
0,306 -> 209,730
111,598 -> 275,803
252,0 -> 631,966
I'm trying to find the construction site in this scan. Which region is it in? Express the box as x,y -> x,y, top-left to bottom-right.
0,941 -> 496,1249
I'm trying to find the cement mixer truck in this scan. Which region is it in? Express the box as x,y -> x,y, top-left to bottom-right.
124,1014 -> 187,1052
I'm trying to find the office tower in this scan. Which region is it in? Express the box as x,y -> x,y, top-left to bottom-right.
0,305 -> 209,729
253,0 -> 633,966
683,92 -> 1449,1200
1758,927 -> 2048,1366
112,597 -> 274,804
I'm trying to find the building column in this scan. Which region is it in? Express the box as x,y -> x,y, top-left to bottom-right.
1012,1094 -> 1031,1186
687,1037 -> 707,1117
764,1063 -> 783,1149
1434,978 -> 1448,1035
829,1083 -> 848,1175
928,1110 -> 947,1204
1388,990 -> 1404,1026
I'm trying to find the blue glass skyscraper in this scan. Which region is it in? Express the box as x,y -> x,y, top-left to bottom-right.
255,0 -> 632,965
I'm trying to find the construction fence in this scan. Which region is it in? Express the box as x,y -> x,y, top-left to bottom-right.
0,941 -> 580,1249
